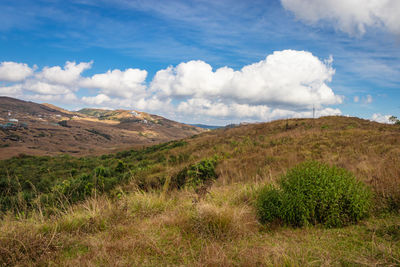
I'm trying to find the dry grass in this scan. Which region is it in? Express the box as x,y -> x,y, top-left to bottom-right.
1,184 -> 400,266
1,116 -> 400,266
172,116 -> 400,210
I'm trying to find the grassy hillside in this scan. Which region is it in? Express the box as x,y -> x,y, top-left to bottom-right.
0,97 -> 204,159
77,108 -> 135,121
1,116 -> 400,266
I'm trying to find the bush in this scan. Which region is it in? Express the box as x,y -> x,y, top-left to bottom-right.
256,185 -> 282,224
256,161 -> 372,228
172,157 -> 218,189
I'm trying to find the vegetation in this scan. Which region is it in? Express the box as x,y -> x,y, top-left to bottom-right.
172,157 -> 218,189
85,129 -> 112,140
78,108 -> 146,121
257,161 -> 371,227
1,116 -> 400,266
57,120 -> 70,128
0,140 -> 188,215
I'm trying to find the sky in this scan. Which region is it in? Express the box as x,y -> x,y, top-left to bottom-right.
0,0 -> 399,125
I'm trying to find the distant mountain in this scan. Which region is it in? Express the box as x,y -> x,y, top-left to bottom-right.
190,124 -> 223,130
0,96 -> 205,159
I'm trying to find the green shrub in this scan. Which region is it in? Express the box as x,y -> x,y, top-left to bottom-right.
256,185 -> 282,224
256,161 -> 371,228
115,160 -> 125,173
172,157 -> 218,189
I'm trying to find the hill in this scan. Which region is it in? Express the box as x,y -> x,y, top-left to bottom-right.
190,124 -> 223,129
0,97 -> 204,159
1,116 -> 400,265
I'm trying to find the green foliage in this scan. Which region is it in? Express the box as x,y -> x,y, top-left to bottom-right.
256,185 -> 282,224
115,160 -> 126,173
172,157 -> 218,189
257,161 -> 372,227
85,129 -> 111,140
0,139 -> 190,215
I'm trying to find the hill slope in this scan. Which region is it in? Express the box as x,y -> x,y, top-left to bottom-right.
1,116 -> 400,266
0,97 -> 204,159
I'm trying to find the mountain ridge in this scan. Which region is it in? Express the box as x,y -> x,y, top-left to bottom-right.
0,96 -> 205,159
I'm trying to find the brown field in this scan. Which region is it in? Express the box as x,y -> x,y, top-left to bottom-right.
1,115 -> 400,266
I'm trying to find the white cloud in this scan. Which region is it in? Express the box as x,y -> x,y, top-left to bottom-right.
0,61 -> 91,100
176,97 -> 341,122
26,92 -> 78,103
0,52 -> 343,124
151,50 -> 341,108
365,94 -> 373,104
353,94 -> 373,105
0,62 -> 34,82
81,94 -> 111,105
0,60 -> 148,107
22,80 -> 72,95
371,113 -> 393,124
81,68 -> 147,98
0,84 -> 23,98
281,0 -> 400,36
36,61 -> 92,86
135,96 -> 171,112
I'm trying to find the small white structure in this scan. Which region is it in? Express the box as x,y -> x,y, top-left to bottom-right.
131,111 -> 139,116
9,118 -> 18,123
143,119 -> 148,124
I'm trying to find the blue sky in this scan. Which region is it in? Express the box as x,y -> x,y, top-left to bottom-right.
0,0 -> 399,125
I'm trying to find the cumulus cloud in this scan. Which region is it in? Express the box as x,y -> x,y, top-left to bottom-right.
176,97 -> 341,121
27,92 -> 78,103
0,84 -> 23,97
36,61 -> 92,86
281,0 -> 400,36
0,51 -> 343,123
371,113 -> 393,124
0,60 -> 148,106
0,62 -> 34,82
151,50 -> 341,108
81,68 -> 148,98
81,94 -> 111,105
22,80 -> 72,95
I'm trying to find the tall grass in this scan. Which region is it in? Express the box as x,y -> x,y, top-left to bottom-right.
1,116 -> 400,265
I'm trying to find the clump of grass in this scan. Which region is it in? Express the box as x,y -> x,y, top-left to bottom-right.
165,202 -> 258,240
375,223 -> 400,241
0,221 -> 63,266
128,191 -> 174,218
257,161 -> 372,227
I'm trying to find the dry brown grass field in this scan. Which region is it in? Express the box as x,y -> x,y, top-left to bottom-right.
1,116 -> 400,266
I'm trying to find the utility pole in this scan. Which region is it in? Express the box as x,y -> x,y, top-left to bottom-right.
312,105 -> 315,119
